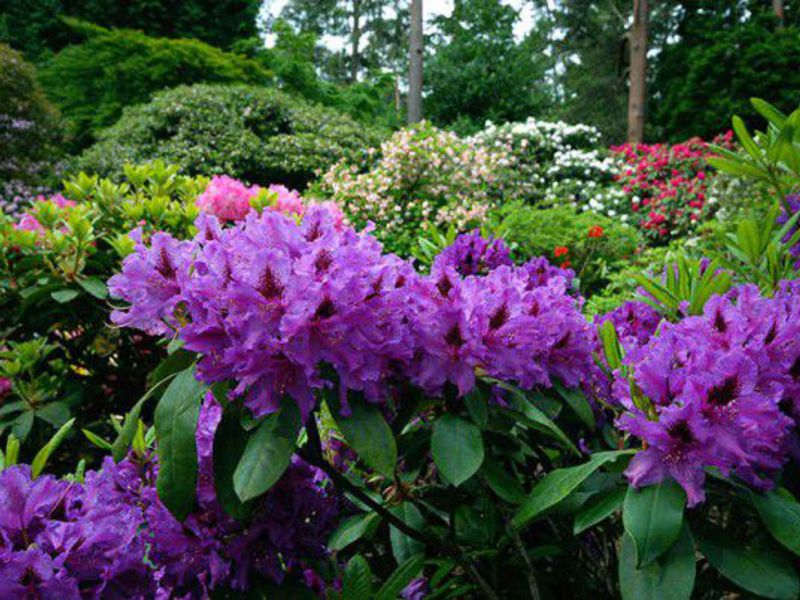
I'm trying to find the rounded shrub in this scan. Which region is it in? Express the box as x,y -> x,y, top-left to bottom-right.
72,84 -> 384,190
0,43 -> 63,215
39,20 -> 272,148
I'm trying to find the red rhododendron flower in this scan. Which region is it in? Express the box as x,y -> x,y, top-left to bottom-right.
554,246 -> 569,258
587,225 -> 605,239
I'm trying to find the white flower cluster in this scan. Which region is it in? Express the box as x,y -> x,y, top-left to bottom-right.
473,118 -> 625,213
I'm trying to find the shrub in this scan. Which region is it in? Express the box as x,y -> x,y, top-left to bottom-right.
605,132 -> 734,243
472,117 -> 624,208
39,20 -> 272,148
318,121 -> 509,255
0,43 -> 63,216
72,84 -> 383,190
0,162 -> 203,458
492,202 -> 641,295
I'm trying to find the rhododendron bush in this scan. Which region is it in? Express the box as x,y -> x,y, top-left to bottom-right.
5,99 -> 800,599
318,120 -> 508,255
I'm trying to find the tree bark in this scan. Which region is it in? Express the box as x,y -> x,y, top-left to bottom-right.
350,0 -> 362,82
627,0 -> 648,143
773,0 -> 785,29
407,0 -> 423,124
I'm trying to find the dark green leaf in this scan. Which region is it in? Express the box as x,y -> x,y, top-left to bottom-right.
233,399 -> 300,502
619,523 -> 695,600
698,529 -> 799,600
213,407 -> 252,520
752,490 -> 800,557
512,450 -> 632,530
154,368 -> 207,520
390,502 -> 425,564
431,415 -> 484,487
574,486 -> 626,535
464,388 -> 488,428
482,458 -> 526,505
334,394 -> 397,477
555,383 -> 596,429
329,512 -> 380,552
376,553 -> 425,600
623,480 -> 686,567
343,554 -> 373,600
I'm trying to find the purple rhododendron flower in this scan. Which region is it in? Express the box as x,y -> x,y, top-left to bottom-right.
596,300 -> 663,352
776,194 -> 800,268
615,284 -> 800,505
432,229 -> 513,276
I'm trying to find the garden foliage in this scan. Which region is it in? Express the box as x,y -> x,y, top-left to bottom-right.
39,20 -> 272,148
73,84 -> 383,190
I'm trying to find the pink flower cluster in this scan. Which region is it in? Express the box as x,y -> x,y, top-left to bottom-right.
610,131 -> 734,241
195,176 -> 307,222
14,194 -> 75,234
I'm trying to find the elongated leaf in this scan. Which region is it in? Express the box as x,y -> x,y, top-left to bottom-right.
77,277 -> 108,299
619,523 -> 695,600
233,399 -> 300,502
376,553 -> 425,600
82,429 -> 112,451
154,368 -> 207,520
574,486 -> 626,535
390,502 -> 425,564
555,383 -> 595,429
512,450 -> 632,530
31,418 -> 75,477
752,98 -> 787,128
733,115 -> 762,160
482,458 -> 526,505
213,407 -> 252,520
491,380 -> 578,454
343,554 -> 373,600
431,415 -> 484,487
698,530 -> 799,600
329,512 -> 380,551
51,289 -> 79,303
334,393 -> 397,477
752,490 -> 800,557
623,480 -> 686,567
113,368 -> 183,461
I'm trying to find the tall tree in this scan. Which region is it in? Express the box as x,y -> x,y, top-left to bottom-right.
425,0 -> 553,134
407,0 -> 423,123
281,0 -> 406,82
627,0 -> 648,142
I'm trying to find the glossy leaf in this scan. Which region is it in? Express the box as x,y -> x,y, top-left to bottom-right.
233,399 -> 300,502
343,554 -> 373,600
376,553 -> 425,600
574,486 -> 626,535
432,415 -> 484,487
619,523 -> 695,600
329,512 -> 380,552
752,490 -> 800,557
31,418 -> 75,477
623,480 -> 686,567
390,502 -> 425,564
154,368 -> 207,520
334,393 -> 397,477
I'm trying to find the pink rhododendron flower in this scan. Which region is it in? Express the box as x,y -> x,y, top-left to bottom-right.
196,176 -> 260,222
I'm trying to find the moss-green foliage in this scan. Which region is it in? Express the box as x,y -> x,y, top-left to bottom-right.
38,20 -> 271,148
493,203 -> 642,296
72,84 -> 385,190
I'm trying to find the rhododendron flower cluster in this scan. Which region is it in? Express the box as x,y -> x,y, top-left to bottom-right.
196,175 -> 306,222
473,118 -> 624,208
610,132 -> 734,241
596,300 -> 663,352
431,229 -> 513,276
613,283 -> 800,505
110,209 -> 595,419
320,121 -> 508,254
0,393 -> 338,598
13,193 -> 76,234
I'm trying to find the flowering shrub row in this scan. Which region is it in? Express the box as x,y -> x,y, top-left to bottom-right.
608,132 -> 735,241
318,121 -> 509,255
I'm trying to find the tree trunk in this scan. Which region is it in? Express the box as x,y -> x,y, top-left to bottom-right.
627,0 -> 648,143
350,0 -> 362,82
773,0 -> 785,28
408,0 -> 423,124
